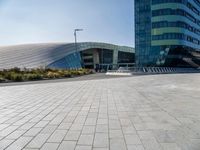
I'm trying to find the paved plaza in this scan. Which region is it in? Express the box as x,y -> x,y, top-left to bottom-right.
0,74 -> 200,150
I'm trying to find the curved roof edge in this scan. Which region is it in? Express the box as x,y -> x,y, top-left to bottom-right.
0,42 -> 135,69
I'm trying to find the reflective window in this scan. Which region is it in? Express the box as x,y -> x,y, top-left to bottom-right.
152,33 -> 200,45
152,9 -> 200,26
152,21 -> 200,36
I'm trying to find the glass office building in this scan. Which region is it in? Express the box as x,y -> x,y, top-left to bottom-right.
135,0 -> 200,67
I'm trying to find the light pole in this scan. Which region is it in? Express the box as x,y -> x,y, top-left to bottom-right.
74,29 -> 83,55
74,29 -> 83,69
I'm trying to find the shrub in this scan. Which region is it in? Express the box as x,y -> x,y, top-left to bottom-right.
10,67 -> 21,73
9,73 -> 24,82
0,68 -> 93,82
46,71 -> 60,79
63,70 -> 72,77
24,73 -> 43,81
3,72 -> 13,80
0,75 -> 5,82
70,70 -> 81,76
31,68 -> 46,74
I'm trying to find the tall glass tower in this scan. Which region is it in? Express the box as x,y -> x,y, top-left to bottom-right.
135,0 -> 200,67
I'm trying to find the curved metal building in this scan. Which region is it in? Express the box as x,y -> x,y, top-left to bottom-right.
0,42 -> 135,70
135,0 -> 200,68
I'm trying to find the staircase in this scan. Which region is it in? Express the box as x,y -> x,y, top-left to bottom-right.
182,58 -> 200,68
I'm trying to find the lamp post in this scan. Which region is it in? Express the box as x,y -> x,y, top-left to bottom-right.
74,29 -> 83,69
74,29 -> 83,55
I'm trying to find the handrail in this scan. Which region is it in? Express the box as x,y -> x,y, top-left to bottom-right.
107,67 -> 200,74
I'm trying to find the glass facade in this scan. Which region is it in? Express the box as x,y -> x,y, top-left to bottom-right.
47,53 -> 82,69
135,0 -> 152,66
118,51 -> 135,64
135,0 -> 200,67
47,43 -> 135,70
99,49 -> 113,64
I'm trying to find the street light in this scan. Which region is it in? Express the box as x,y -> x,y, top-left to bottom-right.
74,29 -> 83,68
74,29 -> 83,43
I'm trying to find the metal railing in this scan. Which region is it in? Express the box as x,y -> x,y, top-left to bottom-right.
107,67 -> 200,74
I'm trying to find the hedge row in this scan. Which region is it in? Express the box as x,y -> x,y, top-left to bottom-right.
0,68 -> 93,82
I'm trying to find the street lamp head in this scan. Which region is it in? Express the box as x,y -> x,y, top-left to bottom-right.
75,29 -> 83,32
74,29 -> 84,37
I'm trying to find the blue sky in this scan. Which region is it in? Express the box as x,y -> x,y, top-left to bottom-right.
0,0 -> 134,47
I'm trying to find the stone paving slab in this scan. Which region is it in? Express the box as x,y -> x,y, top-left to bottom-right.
0,74 -> 200,150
